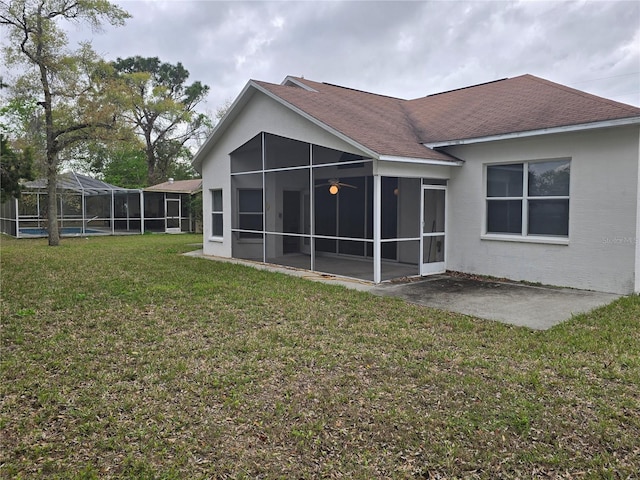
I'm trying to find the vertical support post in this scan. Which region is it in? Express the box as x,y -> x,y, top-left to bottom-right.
81,192 -> 86,234
163,193 -> 168,232
15,197 -> 20,238
125,194 -> 130,232
261,132 -> 266,263
373,174 -> 381,283
309,143 -> 315,272
140,190 -> 145,234
111,190 -> 115,234
635,151 -> 640,293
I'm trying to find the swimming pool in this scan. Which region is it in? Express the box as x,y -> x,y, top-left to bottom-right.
19,227 -> 105,236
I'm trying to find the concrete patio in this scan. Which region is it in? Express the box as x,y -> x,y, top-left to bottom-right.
369,274 -> 621,330
185,250 -> 621,330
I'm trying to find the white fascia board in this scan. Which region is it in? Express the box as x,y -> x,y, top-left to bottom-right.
424,116 -> 640,148
378,155 -> 464,166
250,81 -> 380,160
281,76 -> 318,91
191,80 -> 256,172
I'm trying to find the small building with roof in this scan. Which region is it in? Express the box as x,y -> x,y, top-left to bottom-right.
143,178 -> 202,233
193,74 -> 640,294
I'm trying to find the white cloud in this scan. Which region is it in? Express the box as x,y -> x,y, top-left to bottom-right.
47,0 -> 640,111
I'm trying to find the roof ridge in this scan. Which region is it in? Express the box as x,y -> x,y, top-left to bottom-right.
423,77 -> 509,98
320,81 -> 406,100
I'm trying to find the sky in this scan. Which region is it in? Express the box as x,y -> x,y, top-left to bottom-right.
5,0 -> 640,118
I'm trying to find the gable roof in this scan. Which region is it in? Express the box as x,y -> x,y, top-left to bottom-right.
193,74 -> 640,171
145,179 -> 202,194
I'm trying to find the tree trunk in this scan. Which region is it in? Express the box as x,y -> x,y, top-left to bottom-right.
46,160 -> 60,246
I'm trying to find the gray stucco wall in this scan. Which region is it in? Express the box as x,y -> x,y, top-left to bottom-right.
200,90 -> 370,259
444,125 -> 639,294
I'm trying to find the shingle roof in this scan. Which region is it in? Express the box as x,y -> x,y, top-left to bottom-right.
145,179 -> 202,194
406,74 -> 640,143
255,79 -> 457,163
253,74 -> 640,161
192,74 -> 640,172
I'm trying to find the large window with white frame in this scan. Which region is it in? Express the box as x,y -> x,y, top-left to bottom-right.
211,189 -> 223,237
486,159 -> 570,237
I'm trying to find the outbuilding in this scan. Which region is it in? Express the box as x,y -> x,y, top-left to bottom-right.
143,178 -> 202,233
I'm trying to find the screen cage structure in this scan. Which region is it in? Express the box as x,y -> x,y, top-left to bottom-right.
143,179 -> 202,234
225,132 -> 447,283
0,172 -> 144,238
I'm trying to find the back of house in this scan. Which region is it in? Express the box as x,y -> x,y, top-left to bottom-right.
193,74 -> 640,295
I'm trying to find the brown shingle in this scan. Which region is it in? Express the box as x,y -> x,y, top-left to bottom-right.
253,74 -> 639,160
407,74 -> 640,143
145,179 -> 202,194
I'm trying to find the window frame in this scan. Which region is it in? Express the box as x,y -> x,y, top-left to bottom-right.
483,159 -> 570,244
210,189 -> 223,240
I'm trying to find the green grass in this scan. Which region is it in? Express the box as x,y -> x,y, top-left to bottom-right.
1,234 -> 639,479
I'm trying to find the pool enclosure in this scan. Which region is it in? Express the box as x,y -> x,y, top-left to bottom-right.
0,172 -> 143,237
0,173 -> 203,238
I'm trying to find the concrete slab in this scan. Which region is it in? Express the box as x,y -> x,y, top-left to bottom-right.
370,274 -> 621,330
184,251 -> 621,330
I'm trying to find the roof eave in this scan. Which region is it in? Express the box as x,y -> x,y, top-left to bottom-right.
378,155 -> 464,166
192,80 -> 384,172
192,80 -> 257,173
250,82 -> 381,160
424,116 -> 640,148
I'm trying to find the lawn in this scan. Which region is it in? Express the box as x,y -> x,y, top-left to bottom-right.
1,234 -> 639,479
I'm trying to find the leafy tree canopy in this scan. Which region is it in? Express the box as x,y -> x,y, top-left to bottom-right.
0,134 -> 35,201
0,0 -> 130,245
112,56 -> 211,185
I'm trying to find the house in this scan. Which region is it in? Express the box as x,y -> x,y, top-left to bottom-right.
144,178 -> 202,233
192,74 -> 640,295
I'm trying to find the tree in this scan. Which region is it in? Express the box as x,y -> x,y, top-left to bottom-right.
112,56 -> 211,186
0,134 -> 34,201
0,0 -> 130,245
82,140 -> 148,188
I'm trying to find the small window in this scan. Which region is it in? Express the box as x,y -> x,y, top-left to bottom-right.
486,159 -> 570,237
238,189 -> 263,239
211,189 -> 223,237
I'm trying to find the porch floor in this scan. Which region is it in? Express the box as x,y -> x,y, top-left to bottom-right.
264,253 -> 419,282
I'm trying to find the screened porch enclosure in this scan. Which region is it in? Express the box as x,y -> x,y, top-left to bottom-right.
229,133 -> 435,282
1,173 -> 143,238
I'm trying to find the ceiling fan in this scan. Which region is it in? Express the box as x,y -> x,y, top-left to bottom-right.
316,178 -> 357,195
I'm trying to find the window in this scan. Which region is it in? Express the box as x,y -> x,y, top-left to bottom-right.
238,189 -> 263,238
486,159 -> 570,237
211,189 -> 223,237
